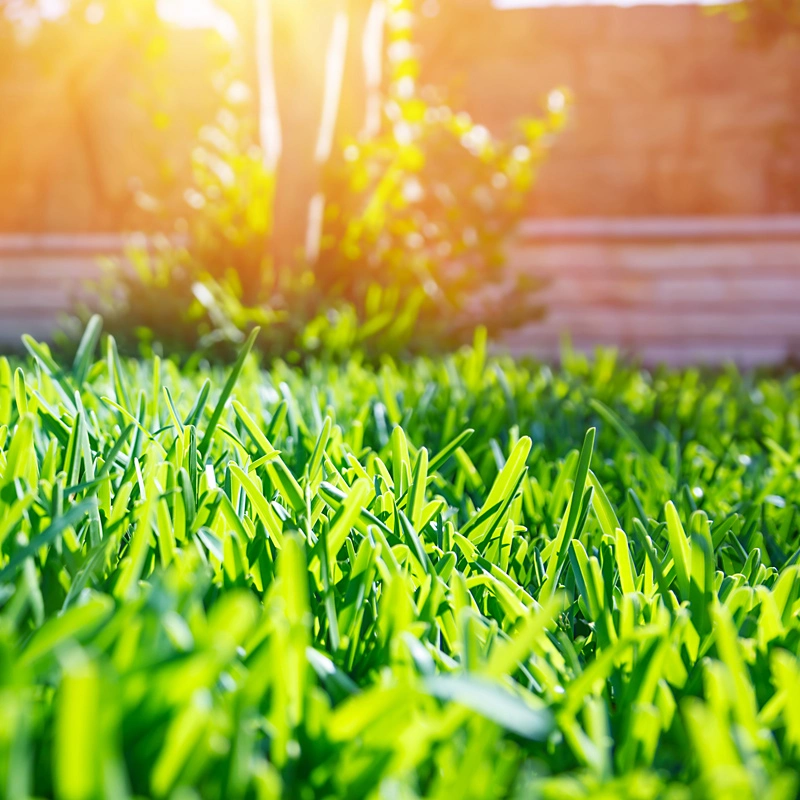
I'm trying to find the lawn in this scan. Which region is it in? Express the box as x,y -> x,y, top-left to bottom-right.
2,322 -> 800,799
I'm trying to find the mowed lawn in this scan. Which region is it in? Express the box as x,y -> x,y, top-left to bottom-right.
2,324 -> 800,799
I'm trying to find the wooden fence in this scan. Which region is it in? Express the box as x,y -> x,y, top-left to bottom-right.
0,234 -> 119,346
2,216 -> 800,366
504,216 -> 800,366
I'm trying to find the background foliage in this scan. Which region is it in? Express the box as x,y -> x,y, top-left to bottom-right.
74,0 -> 567,361
718,0 -> 800,44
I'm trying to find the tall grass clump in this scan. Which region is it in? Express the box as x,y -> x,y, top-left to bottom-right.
1,320 -> 800,798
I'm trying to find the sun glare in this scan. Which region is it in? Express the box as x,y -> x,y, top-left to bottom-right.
3,0 -> 239,40
157,0 -> 238,41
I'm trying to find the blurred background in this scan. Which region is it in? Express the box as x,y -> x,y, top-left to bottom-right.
1,0 -> 799,364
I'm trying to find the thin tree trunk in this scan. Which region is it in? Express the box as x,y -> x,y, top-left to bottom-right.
259,0 -> 384,268
254,0 -> 281,172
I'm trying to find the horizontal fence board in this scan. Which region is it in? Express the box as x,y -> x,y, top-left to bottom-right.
0,318 -> 60,344
0,258 -> 105,282
0,294 -> 71,312
538,277 -> 800,309
0,234 -> 129,254
0,233 -> 185,255
517,215 -> 800,241
505,311 -> 800,343
508,242 -> 800,274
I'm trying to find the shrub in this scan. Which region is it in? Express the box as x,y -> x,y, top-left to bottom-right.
316,0 -> 568,351
85,109 -> 298,360
85,1 -> 568,361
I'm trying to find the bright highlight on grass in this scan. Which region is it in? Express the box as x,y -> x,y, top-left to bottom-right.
1,318 -> 800,798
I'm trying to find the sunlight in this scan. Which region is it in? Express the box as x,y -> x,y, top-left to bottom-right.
157,0 -> 238,40
494,0 -> 735,5
3,0 -> 239,39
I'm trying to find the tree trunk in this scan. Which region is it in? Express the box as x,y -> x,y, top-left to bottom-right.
258,0 -> 384,269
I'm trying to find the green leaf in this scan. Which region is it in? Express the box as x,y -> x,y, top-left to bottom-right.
198,326 -> 259,459
424,675 -> 553,740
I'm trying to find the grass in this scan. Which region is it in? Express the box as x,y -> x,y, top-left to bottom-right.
2,321 -> 800,799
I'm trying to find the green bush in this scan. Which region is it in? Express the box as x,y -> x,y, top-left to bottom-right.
315,0 -> 567,351
85,109 -> 302,360
2,322 -> 800,798
86,0 -> 567,361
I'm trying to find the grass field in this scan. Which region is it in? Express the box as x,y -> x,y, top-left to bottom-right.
2,320 -> 800,799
